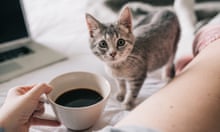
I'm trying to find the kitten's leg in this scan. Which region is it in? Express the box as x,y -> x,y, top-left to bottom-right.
116,79 -> 126,102
163,21 -> 180,80
162,55 -> 175,81
123,77 -> 146,110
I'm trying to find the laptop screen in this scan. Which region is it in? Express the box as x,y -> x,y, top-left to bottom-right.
0,0 -> 28,44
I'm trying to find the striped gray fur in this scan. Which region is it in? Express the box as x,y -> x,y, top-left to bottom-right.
85,6 -> 180,110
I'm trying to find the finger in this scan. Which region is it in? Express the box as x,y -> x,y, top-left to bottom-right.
30,117 -> 61,126
33,108 -> 45,117
8,85 -> 35,96
5,85 -> 36,102
33,103 -> 45,116
19,84 -> 36,93
27,83 -> 52,99
36,101 -> 44,109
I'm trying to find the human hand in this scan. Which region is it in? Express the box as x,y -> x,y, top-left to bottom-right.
0,83 -> 60,132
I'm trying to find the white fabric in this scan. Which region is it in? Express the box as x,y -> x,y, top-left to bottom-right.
0,0 -> 201,131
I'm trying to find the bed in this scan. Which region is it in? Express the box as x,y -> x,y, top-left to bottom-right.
0,0 -> 220,131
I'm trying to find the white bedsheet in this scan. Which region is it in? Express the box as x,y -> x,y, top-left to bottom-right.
0,0 -> 199,131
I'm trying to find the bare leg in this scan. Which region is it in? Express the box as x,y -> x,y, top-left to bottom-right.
115,39 -> 220,132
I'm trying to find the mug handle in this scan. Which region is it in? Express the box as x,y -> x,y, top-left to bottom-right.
35,94 -> 58,121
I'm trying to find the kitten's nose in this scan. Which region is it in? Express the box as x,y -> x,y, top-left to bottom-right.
109,52 -> 117,57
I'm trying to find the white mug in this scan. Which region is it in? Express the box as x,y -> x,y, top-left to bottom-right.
47,71 -> 111,131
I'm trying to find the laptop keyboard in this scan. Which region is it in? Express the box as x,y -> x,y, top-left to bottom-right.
0,46 -> 33,63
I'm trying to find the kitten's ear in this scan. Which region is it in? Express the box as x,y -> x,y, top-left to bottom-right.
85,13 -> 101,37
118,6 -> 133,33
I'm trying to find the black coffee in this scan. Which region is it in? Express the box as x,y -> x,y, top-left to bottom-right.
55,88 -> 103,107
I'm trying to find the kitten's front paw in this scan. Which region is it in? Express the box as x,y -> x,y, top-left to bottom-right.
123,101 -> 135,110
162,67 -> 173,82
116,94 -> 125,102
162,74 -> 171,83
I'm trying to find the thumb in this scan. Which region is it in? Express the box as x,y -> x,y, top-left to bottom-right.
27,83 -> 52,99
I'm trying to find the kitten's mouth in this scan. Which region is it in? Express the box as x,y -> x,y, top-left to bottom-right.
109,57 -> 116,61
106,55 -> 127,63
109,57 -> 125,64
106,56 -> 117,62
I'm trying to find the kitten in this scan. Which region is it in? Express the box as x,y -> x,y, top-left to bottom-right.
85,6 -> 180,110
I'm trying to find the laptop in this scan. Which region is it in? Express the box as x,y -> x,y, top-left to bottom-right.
0,0 -> 66,83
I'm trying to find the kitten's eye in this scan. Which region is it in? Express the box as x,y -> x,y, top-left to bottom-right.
117,38 -> 125,47
99,40 -> 107,48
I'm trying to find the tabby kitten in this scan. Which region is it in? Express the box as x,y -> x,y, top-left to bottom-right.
85,6 -> 180,110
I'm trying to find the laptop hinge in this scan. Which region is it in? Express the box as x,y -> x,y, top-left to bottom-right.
0,38 -> 31,52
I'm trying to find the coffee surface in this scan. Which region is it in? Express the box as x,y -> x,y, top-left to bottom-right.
55,88 -> 103,107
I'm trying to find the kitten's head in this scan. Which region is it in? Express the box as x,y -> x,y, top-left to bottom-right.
85,6 -> 135,64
